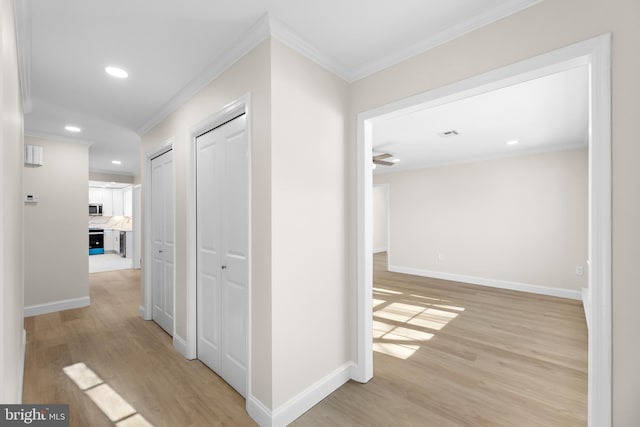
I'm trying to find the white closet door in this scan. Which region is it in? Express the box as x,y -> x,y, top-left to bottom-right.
151,149 -> 174,335
196,114 -> 248,397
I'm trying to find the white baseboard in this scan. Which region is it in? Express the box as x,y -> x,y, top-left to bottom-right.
389,265 -> 582,300
247,396 -> 273,427
247,362 -> 353,427
582,288 -> 590,329
173,334 -> 188,358
19,329 -> 26,403
24,296 -> 91,317
373,247 -> 387,254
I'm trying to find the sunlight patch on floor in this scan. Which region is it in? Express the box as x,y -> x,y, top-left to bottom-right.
64,362 -> 154,426
372,287 -> 464,360
373,342 -> 419,359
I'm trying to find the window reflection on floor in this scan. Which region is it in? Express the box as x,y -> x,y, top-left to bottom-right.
63,362 -> 154,426
373,287 -> 464,360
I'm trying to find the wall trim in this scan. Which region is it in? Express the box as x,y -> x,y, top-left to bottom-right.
389,265 -> 582,300
137,17 -> 269,136
357,34 -> 612,426
373,248 -> 387,254
24,296 -> 90,317
271,362 -> 354,427
246,396 -> 273,427
173,334 -> 189,358
19,329 -> 26,403
582,288 -> 590,330
349,0 -> 543,81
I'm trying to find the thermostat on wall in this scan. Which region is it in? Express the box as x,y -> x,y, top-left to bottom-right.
24,194 -> 39,203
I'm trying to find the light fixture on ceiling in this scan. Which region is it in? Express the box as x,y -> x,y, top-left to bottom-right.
105,66 -> 128,79
111,160 -> 122,165
392,158 -> 400,163
65,125 -> 81,132
506,140 -> 519,145
373,152 -> 396,167
438,130 -> 459,138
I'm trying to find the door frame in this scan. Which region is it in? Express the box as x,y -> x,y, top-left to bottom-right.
184,94 -> 252,389
141,138 -> 175,331
355,34 -> 611,426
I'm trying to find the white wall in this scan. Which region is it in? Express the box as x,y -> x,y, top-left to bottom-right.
0,0 -> 25,403
23,136 -> 89,310
372,185 -> 388,253
270,39 -> 350,410
348,0 -> 640,423
374,148 -> 587,293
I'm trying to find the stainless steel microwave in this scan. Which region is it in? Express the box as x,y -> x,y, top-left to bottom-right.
89,203 -> 103,216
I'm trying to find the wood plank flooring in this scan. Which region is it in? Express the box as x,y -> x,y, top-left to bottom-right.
293,253 -> 587,426
23,254 -> 587,426
23,269 -> 256,427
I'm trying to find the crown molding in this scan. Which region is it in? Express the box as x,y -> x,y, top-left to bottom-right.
136,1 -> 542,135
14,0 -> 32,113
24,130 -> 94,146
268,15 -> 351,81
136,14 -> 271,136
349,0 -> 543,81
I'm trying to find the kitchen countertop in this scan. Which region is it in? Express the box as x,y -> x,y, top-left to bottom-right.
88,216 -> 132,232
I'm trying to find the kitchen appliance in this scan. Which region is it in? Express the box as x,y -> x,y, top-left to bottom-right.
89,203 -> 103,216
89,228 -> 104,255
119,231 -> 126,257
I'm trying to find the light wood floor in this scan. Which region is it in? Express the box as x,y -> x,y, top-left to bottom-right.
294,253 -> 587,426
24,255 -> 587,426
23,269 -> 257,427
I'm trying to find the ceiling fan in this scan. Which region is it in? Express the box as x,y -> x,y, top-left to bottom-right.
372,152 -> 396,166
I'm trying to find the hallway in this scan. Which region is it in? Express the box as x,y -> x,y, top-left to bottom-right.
23,269 -> 256,426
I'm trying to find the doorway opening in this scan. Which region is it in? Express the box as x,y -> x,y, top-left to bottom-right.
355,34 -> 611,426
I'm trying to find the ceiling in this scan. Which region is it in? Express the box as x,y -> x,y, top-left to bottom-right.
16,0 -> 541,176
372,66 -> 589,174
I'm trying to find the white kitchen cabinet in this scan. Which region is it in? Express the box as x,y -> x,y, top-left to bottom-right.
101,189 -> 113,216
89,188 -> 102,204
104,230 -> 114,251
123,187 -> 133,217
112,189 -> 124,216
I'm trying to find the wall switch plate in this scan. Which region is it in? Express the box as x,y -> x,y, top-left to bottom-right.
576,266 -> 584,276
24,194 -> 39,203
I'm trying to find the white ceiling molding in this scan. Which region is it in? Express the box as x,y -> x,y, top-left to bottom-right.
14,0 -> 32,113
268,16 -> 351,81
24,130 -> 94,147
349,0 -> 544,81
136,14 -> 272,136
136,1 -> 544,136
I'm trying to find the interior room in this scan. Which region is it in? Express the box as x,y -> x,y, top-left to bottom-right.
2,1 -> 638,426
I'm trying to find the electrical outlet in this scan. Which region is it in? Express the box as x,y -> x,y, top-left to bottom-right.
575,266 -> 584,276
438,253 -> 445,261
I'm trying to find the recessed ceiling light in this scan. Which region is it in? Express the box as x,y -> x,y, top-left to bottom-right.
111,160 -> 122,165
105,66 -> 128,79
65,125 -> 81,132
392,158 -> 400,163
506,140 -> 519,145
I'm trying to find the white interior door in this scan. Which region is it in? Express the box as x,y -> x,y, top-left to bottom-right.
196,114 -> 248,397
151,149 -> 174,335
